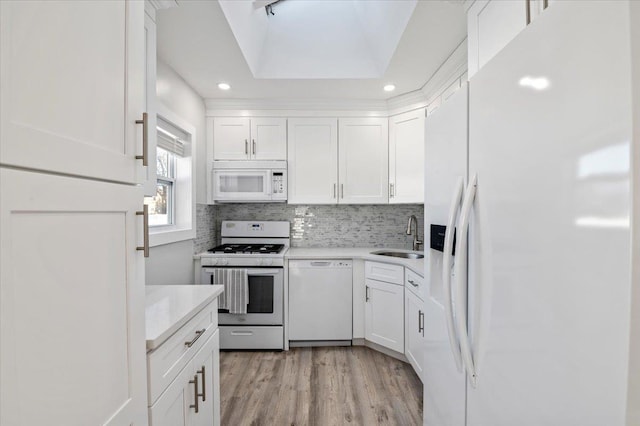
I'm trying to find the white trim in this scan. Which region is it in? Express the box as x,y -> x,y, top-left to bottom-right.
145,0 -> 179,21
420,38 -> 468,105
149,102 -> 197,247
204,40 -> 468,118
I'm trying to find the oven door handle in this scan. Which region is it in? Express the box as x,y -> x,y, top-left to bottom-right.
245,269 -> 282,275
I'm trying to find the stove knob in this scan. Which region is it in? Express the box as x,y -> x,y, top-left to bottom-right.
220,259 -> 228,266
256,259 -> 263,266
210,259 -> 218,266
263,259 -> 273,266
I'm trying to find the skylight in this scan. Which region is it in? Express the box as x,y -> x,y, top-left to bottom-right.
218,0 -> 417,79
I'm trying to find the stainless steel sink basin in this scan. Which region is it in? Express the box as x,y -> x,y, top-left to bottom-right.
371,250 -> 424,259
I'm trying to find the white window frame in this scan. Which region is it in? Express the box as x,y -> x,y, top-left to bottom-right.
148,103 -> 196,247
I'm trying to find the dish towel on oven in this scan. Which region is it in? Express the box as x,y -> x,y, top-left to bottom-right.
213,269 -> 249,314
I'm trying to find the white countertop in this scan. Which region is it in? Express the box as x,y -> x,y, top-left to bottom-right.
145,284 -> 224,351
285,247 -> 424,276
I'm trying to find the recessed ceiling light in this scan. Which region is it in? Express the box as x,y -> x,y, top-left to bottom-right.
383,84 -> 396,92
218,82 -> 231,90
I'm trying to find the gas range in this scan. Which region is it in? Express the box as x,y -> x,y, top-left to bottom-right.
199,221 -> 290,267
199,220 -> 290,350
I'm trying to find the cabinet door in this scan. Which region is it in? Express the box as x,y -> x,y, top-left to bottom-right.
142,12 -> 158,196
389,109 -> 425,204
213,118 -> 251,160
149,364 -> 191,426
287,118 -> 338,204
0,0 -> 145,184
364,278 -> 404,353
467,0 -> 527,78
251,118 -> 287,160
405,290 -> 425,381
338,118 -> 389,204
0,169 -> 147,426
190,330 -> 220,426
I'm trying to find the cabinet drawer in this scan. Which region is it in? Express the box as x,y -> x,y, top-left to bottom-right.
219,326 -> 283,350
147,301 -> 218,405
365,261 -> 404,285
405,269 -> 425,297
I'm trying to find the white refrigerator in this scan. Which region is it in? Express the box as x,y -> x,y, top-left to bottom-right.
423,1 -> 639,425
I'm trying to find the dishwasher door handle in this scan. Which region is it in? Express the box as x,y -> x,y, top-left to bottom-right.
310,261 -> 332,267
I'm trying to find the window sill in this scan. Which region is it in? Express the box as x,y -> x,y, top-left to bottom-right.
149,226 -> 195,247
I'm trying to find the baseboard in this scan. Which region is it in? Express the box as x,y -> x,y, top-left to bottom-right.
289,340 -> 352,348
352,338 -> 408,363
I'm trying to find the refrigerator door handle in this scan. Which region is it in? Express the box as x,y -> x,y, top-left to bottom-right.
454,173 -> 478,387
442,176 -> 465,373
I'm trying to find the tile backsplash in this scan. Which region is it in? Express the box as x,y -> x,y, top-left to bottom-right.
195,203 -> 424,252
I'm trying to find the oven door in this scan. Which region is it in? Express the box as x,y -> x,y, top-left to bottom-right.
202,267 -> 283,325
212,169 -> 272,201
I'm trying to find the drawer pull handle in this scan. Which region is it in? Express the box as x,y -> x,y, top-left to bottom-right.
185,328 -> 206,348
189,374 -> 199,413
408,279 -> 419,287
197,366 -> 206,402
230,331 -> 253,336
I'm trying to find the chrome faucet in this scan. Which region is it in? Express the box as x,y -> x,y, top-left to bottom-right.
406,215 -> 423,251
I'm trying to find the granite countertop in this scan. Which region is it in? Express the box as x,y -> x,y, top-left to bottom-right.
145,284 -> 224,351
285,247 -> 424,276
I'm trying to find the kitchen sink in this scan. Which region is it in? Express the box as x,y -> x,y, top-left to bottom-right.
371,250 -> 424,259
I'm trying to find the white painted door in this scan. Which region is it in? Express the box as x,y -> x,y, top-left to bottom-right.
287,118 -> 338,204
467,3 -> 633,425
190,330 -> 220,426
0,0 -> 145,184
364,278 -> 404,353
467,0 -> 527,78
338,118 -> 389,204
389,109 -> 425,204
213,118 -> 251,160
149,363 -> 191,426
0,169 -> 147,426
251,118 -> 287,160
405,289 -> 425,381
142,11 -> 158,196
423,84 -> 468,426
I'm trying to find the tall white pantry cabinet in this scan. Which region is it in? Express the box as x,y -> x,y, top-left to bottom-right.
0,1 -> 149,425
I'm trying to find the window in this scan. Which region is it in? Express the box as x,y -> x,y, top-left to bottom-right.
149,146 -> 176,227
144,108 -> 196,246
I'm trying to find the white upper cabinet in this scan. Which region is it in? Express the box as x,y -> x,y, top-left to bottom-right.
467,0 -> 552,78
287,118 -> 339,204
389,109 -> 425,204
212,118 -> 251,160
0,0 -> 146,184
212,117 -> 286,160
250,118 -> 287,160
338,118 -> 389,204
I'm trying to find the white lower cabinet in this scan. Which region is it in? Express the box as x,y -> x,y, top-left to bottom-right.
405,289 -> 425,381
148,305 -> 220,426
364,264 -> 404,354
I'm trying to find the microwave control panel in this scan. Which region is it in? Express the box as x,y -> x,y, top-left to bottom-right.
272,172 -> 285,194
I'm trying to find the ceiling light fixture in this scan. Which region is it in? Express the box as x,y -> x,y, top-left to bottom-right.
384,84 -> 396,92
218,82 -> 231,90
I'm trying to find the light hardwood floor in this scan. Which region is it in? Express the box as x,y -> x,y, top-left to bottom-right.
219,346 -> 423,426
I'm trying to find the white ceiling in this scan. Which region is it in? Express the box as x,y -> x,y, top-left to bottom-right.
156,0 -> 467,101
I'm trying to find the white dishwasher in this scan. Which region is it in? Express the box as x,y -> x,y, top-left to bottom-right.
288,259 -> 353,344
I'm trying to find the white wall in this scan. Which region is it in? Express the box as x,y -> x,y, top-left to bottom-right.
145,59 -> 206,285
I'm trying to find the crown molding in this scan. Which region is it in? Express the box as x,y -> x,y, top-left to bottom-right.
147,0 -> 179,11
205,98 -> 389,117
420,38 -> 468,103
386,90 -> 428,116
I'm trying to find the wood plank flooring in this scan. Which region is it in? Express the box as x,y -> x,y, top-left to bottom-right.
219,346 -> 423,426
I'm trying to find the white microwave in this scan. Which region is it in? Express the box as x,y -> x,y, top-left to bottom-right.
212,160 -> 287,202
